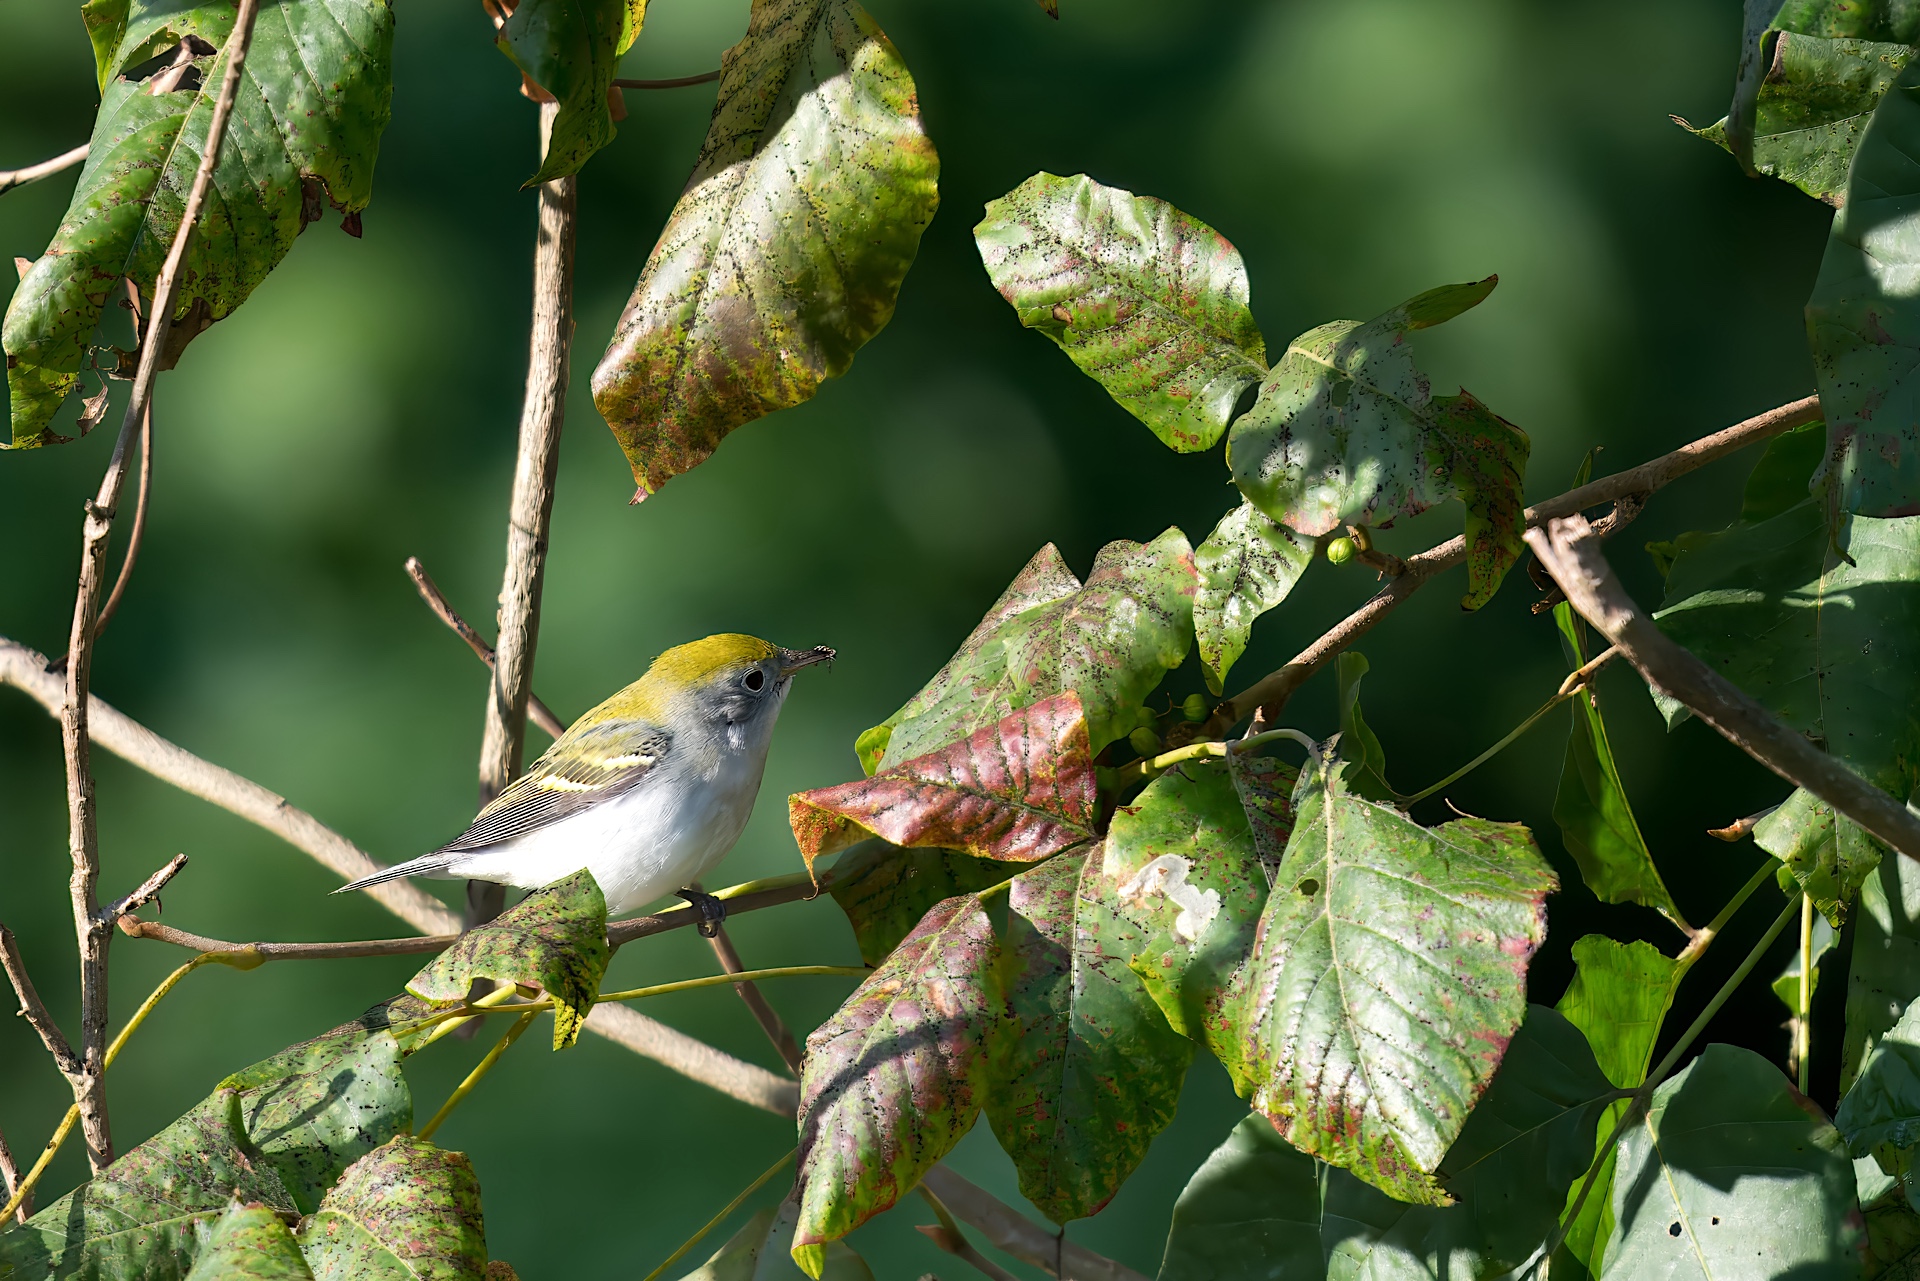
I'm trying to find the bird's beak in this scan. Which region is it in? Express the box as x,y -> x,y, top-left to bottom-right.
779,645 -> 836,677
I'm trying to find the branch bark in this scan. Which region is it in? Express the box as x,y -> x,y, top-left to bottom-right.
705,922 -> 804,1074
1525,513 -> 1920,862
1,924 -> 81,1077
918,1167 -> 1150,1281
405,557 -> 566,739
0,1122 -> 25,1223
0,142 -> 87,196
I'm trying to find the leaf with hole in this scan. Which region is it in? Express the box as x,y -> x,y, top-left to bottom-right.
823,838 -> 1024,966
974,172 -> 1266,453
1759,787 -> 1887,926
493,0 -> 645,184
296,1137 -> 488,1281
590,0 -> 938,499
1192,502 -> 1314,693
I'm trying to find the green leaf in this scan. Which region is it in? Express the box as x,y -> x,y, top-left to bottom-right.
1158,1008 -> 1615,1281
1759,787 -> 1888,925
589,0 -> 938,500
0,1022 -> 408,1280
682,1208 -> 780,1281
1743,418 -> 1828,523
1771,911 -> 1835,1017
1552,604 -> 1687,928
1775,0 -> 1920,43
1726,0 -> 1788,175
1602,1043 -> 1860,1279
1841,1002 -> 1920,1169
1849,851 -> 1920,1090
1551,935 -> 1689,1279
861,533 -> 1198,769
790,693 -> 1098,877
1691,34 -> 1915,205
1655,501 -> 1920,798
974,173 -> 1267,453
1192,502 -> 1314,692
185,1204 -> 315,1281
1334,652 -> 1398,804
684,1202 -> 874,1281
3,0 -> 394,447
1228,749 -> 1556,1204
406,868 -> 608,1050
985,850 -> 1194,1222
1864,1200 -> 1920,1278
296,1137 -> 488,1281
823,838 -> 1024,966
495,0 -> 643,185
1436,391 -> 1531,611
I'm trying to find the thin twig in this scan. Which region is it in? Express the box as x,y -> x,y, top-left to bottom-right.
1526,514 -> 1920,862
102,852 -> 188,921
917,1186 -> 1024,1281
0,1123 -> 26,1223
1796,892 -> 1814,1093
95,281 -> 152,644
706,921 -> 805,1074
1709,805 -> 1779,842
918,1167 -> 1151,1281
1,924 -> 81,1075
0,142 -> 87,196
612,70 -> 721,89
639,1150 -> 795,1281
404,557 -> 566,738
417,1007 -> 539,1140
117,914 -> 458,960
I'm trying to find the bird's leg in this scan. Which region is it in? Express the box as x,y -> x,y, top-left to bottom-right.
675,888 -> 728,938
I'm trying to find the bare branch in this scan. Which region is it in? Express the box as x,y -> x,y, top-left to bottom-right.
405,557 -> 566,739
0,1122 -> 26,1223
95,282 -> 153,644
918,1167 -> 1149,1281
116,914 -> 457,960
102,852 -> 188,921
1526,513 -> 1920,862
612,70 -> 721,88
705,920 -> 804,1074
585,1003 -> 799,1115
0,143 -> 87,196
608,875 -> 817,946
916,1225 -> 1024,1281
1,923 -> 80,1076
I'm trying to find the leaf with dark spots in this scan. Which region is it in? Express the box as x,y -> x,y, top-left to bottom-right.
296,1137 -> 488,1281
974,173 -> 1266,454
590,0 -> 938,500
406,868 -> 608,1050
1192,502 -> 1313,692
492,0 -> 645,185
823,838 -> 1024,966
790,692 -> 1098,877
4,0 -> 394,447
184,1204 -> 314,1281
1759,787 -> 1886,926
1433,391 -> 1529,611
862,531 -> 1198,769
1227,752 -> 1556,1205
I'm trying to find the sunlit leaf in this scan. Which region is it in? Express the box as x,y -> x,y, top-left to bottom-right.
1192,502 -> 1313,693
184,1204 -> 314,1281
1602,1044 -> 1860,1279
1229,748 -> 1556,1204
590,0 -> 938,499
862,533 -> 1198,769
494,0 -> 645,184
823,838 -> 1023,966
974,172 -> 1266,453
296,1137 -> 488,1281
1841,1002 -> 1920,1179
1759,787 -> 1887,926
4,0 -> 394,447
1438,391 -> 1530,611
1848,852 -> 1920,1090
407,868 -> 608,1050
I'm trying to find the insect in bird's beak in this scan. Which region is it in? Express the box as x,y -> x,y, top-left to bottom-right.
779,645 -> 836,677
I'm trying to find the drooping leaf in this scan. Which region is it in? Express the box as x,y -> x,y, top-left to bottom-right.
406,868 -> 608,1050
1157,1008 -> 1614,1281
493,0 -> 644,185
862,532 -> 1199,769
1842,1002 -> 1920,1174
1334,652 -> 1398,804
1726,0 -> 1788,174
1602,1043 -> 1860,1279
1192,502 -> 1314,693
1551,935 -> 1689,1280
985,850 -> 1194,1222
1437,391 -> 1531,611
1655,501 -> 1920,799
1228,749 -> 1556,1204
590,0 -> 939,500
1552,604 -> 1687,928
974,172 -> 1267,453
1849,851 -> 1920,1090
823,838 -> 1023,966
296,1137 -> 488,1281
1743,418 -> 1829,523
1692,34 -> 1915,205
1759,786 -> 1888,925
0,1021 -> 409,1280
184,1204 -> 315,1281
792,895 -> 1002,1272
4,0 -> 394,447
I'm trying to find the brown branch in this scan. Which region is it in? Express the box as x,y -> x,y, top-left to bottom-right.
0,142 -> 87,196
608,876 -> 818,946
916,1225 -> 1024,1281
0,1122 -> 26,1223
94,280 -> 153,645
1709,805 -> 1780,842
612,70 -> 721,88
404,558 -> 566,739
116,914 -> 457,961
1526,513 -> 1920,862
918,1167 -> 1149,1281
705,921 -> 804,1074
102,853 -> 188,921
1,924 -> 81,1077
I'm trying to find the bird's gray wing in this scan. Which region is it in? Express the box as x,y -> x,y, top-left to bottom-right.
437,720 -> 672,852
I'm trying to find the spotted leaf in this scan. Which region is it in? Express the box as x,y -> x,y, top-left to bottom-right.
493,0 -> 644,185
296,1137 -> 488,1281
1192,502 -> 1314,692
823,838 -> 1024,966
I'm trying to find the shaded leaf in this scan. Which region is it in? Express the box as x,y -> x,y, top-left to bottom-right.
1192,502 -> 1313,693
1726,0 -> 1790,174
974,172 -> 1266,453
406,868 -> 608,1050
1603,1043 -> 1860,1279
1335,652 -> 1397,804
863,533 -> 1198,769
791,692 -> 1098,875
1229,749 -> 1556,1204
590,0 -> 938,499
709,1200 -> 873,1281
494,0 -> 644,185
1551,603 -> 1687,928
1865,1201 -> 1920,1279
4,0 -> 394,447
824,838 -> 1023,966
1436,391 -> 1530,611
681,1207 -> 778,1281
1849,851 -> 1920,1090
1743,417 -> 1828,523
296,1137 -> 487,1281
1772,912 -> 1837,1016
185,1204 -> 314,1281
1759,786 -> 1888,925
1842,1001 -> 1920,1171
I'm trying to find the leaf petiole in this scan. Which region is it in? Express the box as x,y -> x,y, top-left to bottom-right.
639,1147 -> 796,1281
417,1007 -> 539,1141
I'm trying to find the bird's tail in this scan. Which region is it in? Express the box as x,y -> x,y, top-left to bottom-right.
333,853 -> 457,895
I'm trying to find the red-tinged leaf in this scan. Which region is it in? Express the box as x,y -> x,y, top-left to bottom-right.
789,692 -> 1097,878
1432,391 -> 1529,611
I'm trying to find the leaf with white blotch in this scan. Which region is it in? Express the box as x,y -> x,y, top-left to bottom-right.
1849,852 -> 1920,1091
407,868 -> 608,1050
493,0 -> 646,185
590,0 -> 938,500
1193,502 -> 1313,693
296,1137 -> 487,1281
823,838 -> 1024,966
986,850 -> 1194,1223
0,1020 -> 409,1280
5,0 -> 393,447
1158,1008 -> 1615,1281
1603,1044 -> 1860,1279
974,173 -> 1266,453
183,1204 -> 314,1281
792,895 -> 1003,1274
792,693 -> 1098,877
1760,787 -> 1887,926
861,533 -> 1198,770
1229,748 -> 1556,1205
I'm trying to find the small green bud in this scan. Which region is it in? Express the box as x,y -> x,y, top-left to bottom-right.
1133,704 -> 1159,731
1181,693 -> 1208,722
1326,536 -> 1356,565
1128,727 -> 1161,757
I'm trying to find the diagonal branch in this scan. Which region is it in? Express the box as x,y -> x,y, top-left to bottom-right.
1525,513 -> 1920,862
918,1167 -> 1149,1281
0,1122 -> 25,1223
0,142 -> 87,196
1,924 -> 81,1077
102,852 -> 189,921
705,921 -> 804,1074
405,557 -> 566,739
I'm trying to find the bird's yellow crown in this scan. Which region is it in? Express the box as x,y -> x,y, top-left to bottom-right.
647,634 -> 779,686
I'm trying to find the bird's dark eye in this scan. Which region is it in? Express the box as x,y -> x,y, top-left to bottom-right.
743,668 -> 765,692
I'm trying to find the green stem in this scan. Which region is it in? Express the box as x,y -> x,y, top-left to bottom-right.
1676,857 -> 1779,969
1116,725 -> 1318,788
417,1008 -> 538,1141
640,1147 -> 796,1281
1403,692 -> 1571,805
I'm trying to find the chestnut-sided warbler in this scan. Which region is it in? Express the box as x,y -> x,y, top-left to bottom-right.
338,635 -> 834,917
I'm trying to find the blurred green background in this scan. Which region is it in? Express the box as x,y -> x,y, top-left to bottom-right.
0,0 -> 1840,1275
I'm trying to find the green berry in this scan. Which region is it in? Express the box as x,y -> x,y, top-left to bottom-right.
1326,536 -> 1356,565
1182,693 -> 1208,722
1133,704 -> 1160,731
1128,726 -> 1161,757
